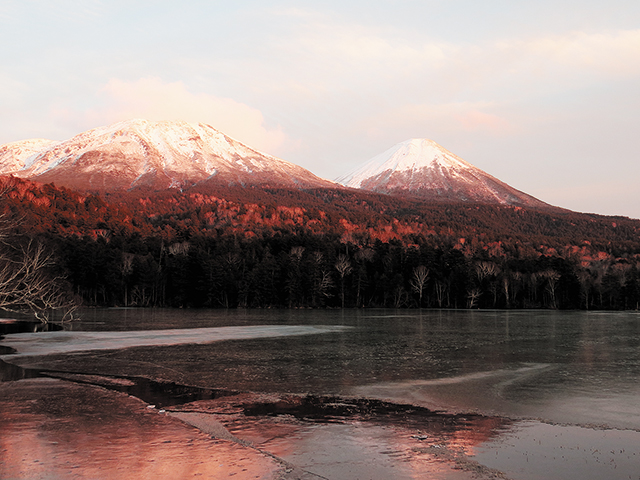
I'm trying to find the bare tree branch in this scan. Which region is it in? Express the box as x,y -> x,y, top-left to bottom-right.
0,240 -> 78,323
410,265 -> 429,307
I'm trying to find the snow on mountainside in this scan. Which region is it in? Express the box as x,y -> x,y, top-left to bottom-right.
0,119 -> 336,191
0,139 -> 60,174
337,139 -> 552,209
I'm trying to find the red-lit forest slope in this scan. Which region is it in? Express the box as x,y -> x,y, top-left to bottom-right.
2,174 -> 640,310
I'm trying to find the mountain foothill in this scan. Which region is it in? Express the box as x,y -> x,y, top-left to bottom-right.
1,119 -> 639,314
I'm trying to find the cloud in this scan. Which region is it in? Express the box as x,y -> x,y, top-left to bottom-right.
84,78 -> 288,153
454,108 -> 513,134
264,17 -> 640,163
256,10 -> 640,98
360,102 -> 515,140
515,29 -> 640,78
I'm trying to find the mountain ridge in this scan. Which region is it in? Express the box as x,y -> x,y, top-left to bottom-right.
3,172 -> 639,310
2,122 -> 555,211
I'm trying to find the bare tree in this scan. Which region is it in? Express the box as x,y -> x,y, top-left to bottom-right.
0,240 -> 77,322
290,246 -> 305,261
394,285 -> 409,308
527,272 -> 541,306
410,266 -> 429,307
434,279 -> 446,308
168,241 -> 190,256
467,288 -> 481,309
541,270 -> 561,309
475,261 -> 500,307
316,270 -> 334,303
335,254 -> 352,308
311,252 -> 333,306
475,261 -> 500,280
577,269 -> 593,310
121,252 -> 135,307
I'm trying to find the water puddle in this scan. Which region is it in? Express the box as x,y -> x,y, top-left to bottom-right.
0,318 -> 63,335
0,320 -> 48,382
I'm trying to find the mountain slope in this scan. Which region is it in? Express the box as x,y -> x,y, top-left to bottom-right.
0,119 -> 336,191
337,139 -> 552,209
0,139 -> 59,174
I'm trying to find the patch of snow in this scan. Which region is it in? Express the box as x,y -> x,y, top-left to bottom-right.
0,139 -> 60,173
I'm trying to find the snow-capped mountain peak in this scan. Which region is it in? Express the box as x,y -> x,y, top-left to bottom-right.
337,139 -> 474,188
0,119 -> 336,191
336,138 -> 552,208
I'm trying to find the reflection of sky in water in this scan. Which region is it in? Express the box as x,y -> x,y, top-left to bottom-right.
0,378 -> 281,480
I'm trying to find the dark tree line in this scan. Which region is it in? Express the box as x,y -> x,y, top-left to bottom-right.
54,232 -> 640,310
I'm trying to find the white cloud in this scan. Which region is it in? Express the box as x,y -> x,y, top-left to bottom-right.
253,12 -> 640,98
75,78 -> 289,154
516,29 -> 640,78
368,102 -> 514,136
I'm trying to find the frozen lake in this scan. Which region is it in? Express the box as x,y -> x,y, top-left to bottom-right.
2,309 -> 640,479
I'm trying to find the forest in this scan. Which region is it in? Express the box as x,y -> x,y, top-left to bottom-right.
2,174 -> 640,318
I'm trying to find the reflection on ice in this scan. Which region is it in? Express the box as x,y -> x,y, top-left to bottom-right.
0,378 -> 282,480
474,421 -> 640,480
353,363 -> 555,417
0,324 -> 351,358
375,363 -> 552,386
168,392 -> 512,480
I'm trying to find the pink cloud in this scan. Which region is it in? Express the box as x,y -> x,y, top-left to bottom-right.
455,109 -> 512,134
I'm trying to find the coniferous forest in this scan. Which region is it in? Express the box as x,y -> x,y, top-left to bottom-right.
2,174 -> 640,316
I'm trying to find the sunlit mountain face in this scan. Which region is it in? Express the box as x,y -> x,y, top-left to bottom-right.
0,119 -> 337,192
0,139 -> 59,174
337,138 -> 554,209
